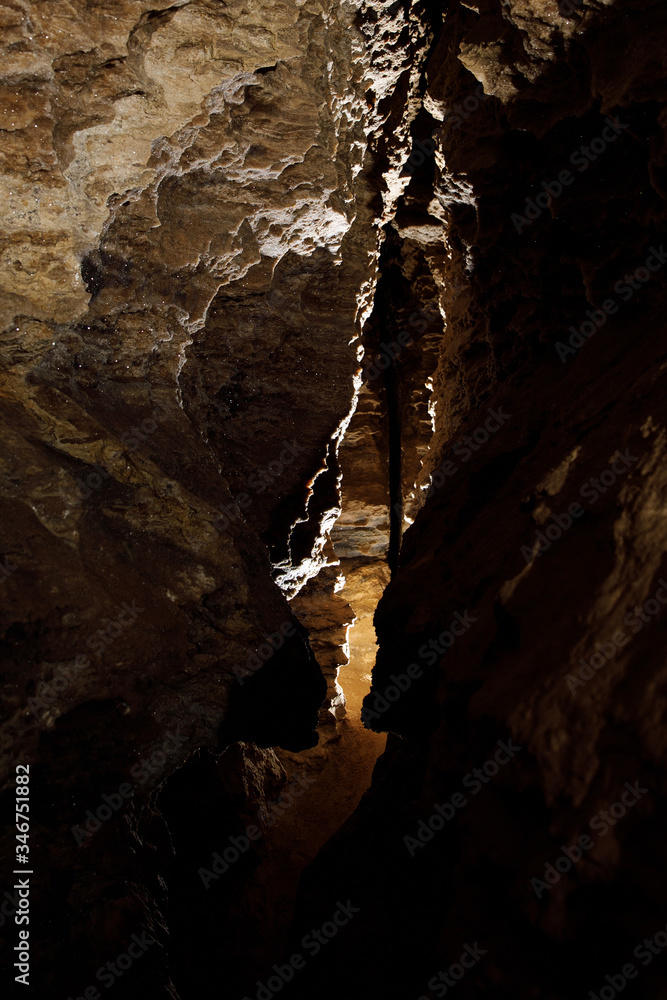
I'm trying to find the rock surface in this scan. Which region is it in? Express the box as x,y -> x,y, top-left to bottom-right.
290,2 -> 667,999
2,0 -> 667,998
0,0 -> 431,995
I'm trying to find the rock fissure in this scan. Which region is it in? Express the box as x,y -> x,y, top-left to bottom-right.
3,1 -> 667,998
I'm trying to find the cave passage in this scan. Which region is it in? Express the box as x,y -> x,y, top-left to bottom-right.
5,2 -> 667,999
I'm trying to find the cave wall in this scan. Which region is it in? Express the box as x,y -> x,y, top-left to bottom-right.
290,2 -> 667,999
0,1 -> 434,996
2,0 -> 667,999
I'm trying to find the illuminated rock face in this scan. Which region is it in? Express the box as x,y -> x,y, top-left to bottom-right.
288,3 -> 667,1000
0,1 -> 434,995
2,0 -> 667,998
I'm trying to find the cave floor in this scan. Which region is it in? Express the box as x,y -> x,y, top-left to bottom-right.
233,590 -> 387,980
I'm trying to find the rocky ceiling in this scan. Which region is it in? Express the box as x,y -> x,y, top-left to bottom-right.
2,0 -> 667,998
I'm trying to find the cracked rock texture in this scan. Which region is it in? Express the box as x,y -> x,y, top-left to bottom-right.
291,2 -> 667,999
0,0 -> 433,996
3,0 -> 667,999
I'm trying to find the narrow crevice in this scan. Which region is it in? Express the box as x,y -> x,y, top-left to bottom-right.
385,335 -> 403,575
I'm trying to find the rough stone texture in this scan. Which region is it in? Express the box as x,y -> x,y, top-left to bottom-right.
290,562 -> 352,722
332,382 -> 392,560
0,0 -> 434,996
291,2 -> 667,999
4,0 -> 667,998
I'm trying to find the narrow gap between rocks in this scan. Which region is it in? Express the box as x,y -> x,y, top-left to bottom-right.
160,205 -> 445,1000
234,224 -> 445,987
